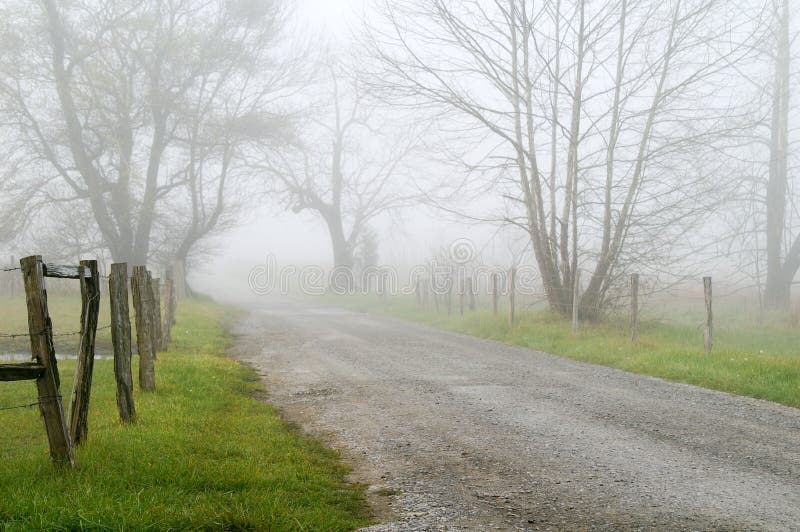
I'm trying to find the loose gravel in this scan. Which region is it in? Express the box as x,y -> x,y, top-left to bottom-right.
229,301 -> 800,531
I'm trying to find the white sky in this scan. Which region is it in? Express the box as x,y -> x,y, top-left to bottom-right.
294,0 -> 366,40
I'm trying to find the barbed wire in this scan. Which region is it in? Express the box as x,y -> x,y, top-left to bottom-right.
0,395 -> 63,412
0,324 -> 112,339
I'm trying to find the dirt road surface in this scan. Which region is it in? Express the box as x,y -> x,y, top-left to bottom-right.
229,300 -> 800,531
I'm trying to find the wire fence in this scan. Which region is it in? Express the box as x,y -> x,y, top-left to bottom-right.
0,324 -> 112,340
0,395 -> 63,413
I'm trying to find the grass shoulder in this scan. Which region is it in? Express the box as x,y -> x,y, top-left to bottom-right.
326,294 -> 800,409
0,297 -> 371,530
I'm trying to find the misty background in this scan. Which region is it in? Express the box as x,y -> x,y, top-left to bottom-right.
0,0 -> 796,320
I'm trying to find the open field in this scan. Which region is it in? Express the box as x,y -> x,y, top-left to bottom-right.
326,294 -> 800,408
0,297 -> 371,530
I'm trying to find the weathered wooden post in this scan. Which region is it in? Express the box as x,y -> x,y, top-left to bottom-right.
110,263 -> 135,423
631,273 -> 640,343
160,275 -> 174,351
421,278 -> 430,309
151,277 -> 162,352
466,277 -> 475,311
173,260 -> 186,300
132,266 -> 156,390
491,272 -> 499,316
508,267 -> 516,327
432,276 -> 440,314
69,260 -> 100,446
704,276 -> 713,353
446,278 -> 453,316
572,269 -> 581,336
9,255 -> 15,297
145,270 -> 160,360
20,255 -> 74,466
415,279 -> 421,306
459,278 -> 465,316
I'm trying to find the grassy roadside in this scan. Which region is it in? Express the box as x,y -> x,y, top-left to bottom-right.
0,298 -> 371,530
328,294 -> 800,409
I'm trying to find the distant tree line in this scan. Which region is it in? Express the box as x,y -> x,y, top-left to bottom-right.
0,0 -> 797,315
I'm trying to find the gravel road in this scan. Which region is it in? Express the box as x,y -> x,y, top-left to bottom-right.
229,300 -> 800,531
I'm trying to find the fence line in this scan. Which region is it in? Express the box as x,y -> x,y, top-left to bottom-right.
1,256 -> 178,467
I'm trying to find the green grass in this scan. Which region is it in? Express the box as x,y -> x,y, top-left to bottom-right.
0,298 -> 371,530
0,291 -> 113,355
327,294 -> 800,409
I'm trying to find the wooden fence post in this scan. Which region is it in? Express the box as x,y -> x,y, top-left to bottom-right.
459,278 -> 465,316
572,269 -> 581,336
173,260 -> 186,301
161,276 -> 174,351
508,267 -> 516,327
69,260 -> 100,446
149,274 -> 162,355
704,276 -> 713,353
132,266 -> 156,390
631,273 -> 639,343
432,276 -> 440,314
422,278 -> 429,309
20,255 -> 74,466
491,273 -> 499,316
467,277 -> 475,311
446,279 -> 453,316
415,279 -> 421,306
110,263 -> 135,423
9,255 -> 15,297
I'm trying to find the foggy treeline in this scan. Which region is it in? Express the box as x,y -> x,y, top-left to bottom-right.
0,0 -> 797,318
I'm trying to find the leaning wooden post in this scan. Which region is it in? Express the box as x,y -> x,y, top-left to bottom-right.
69,260 -> 100,446
132,266 -> 156,391
572,269 -> 581,336
704,276 -> 713,353
630,273 -> 640,343
110,263 -> 135,423
508,267 -> 516,327
491,273 -> 499,316
20,255 -> 74,466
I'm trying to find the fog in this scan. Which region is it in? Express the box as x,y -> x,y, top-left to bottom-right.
2,2 -> 799,527
0,0 -> 797,318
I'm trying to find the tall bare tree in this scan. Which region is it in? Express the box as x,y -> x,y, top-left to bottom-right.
367,0 -> 755,317
0,0 -> 289,265
763,0 -> 799,309
262,65 -> 420,276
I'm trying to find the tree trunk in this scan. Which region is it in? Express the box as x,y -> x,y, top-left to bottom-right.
324,211 -> 354,291
765,0 -> 792,311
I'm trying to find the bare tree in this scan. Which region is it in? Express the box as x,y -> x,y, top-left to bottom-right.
261,64 -> 420,278
0,0 -> 289,266
719,0 -> 800,312
367,0 -> 756,317
763,0 -> 800,309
